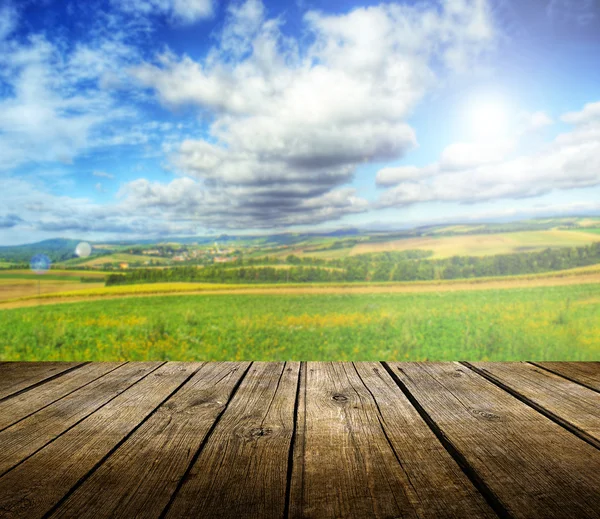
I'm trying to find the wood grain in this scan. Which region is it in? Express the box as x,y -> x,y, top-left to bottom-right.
0,363 -> 83,400
0,361 -> 598,519
0,363 -> 125,431
352,362 -> 495,518
165,362 -> 298,519
0,362 -> 156,476
0,362 -> 199,519
468,362 -> 600,447
50,362 -> 250,519
533,362 -> 600,392
291,362 -> 422,519
387,362 -> 600,519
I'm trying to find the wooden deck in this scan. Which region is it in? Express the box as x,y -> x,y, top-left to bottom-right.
0,362 -> 598,518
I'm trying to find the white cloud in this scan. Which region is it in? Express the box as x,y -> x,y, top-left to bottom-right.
0,3 -> 17,41
439,139 -> 515,170
130,0 -> 496,228
0,20 -> 144,171
376,138 -> 514,186
114,0 -> 214,24
377,102 -> 600,207
377,165 -> 436,186
522,111 -> 553,132
561,101 -> 600,125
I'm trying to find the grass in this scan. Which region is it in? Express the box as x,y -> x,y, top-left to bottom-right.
570,228 -> 600,235
349,230 -> 600,259
1,263 -> 598,305
1,283 -> 598,361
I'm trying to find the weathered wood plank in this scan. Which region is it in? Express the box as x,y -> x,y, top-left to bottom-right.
387,362 -> 600,519
0,362 -> 201,519
468,362 -> 600,448
352,362 -> 496,518
0,362 -> 158,476
50,362 -> 250,519
0,363 -> 125,431
165,362 -> 299,519
0,363 -> 84,400
533,362 -> 600,392
290,362 -> 424,519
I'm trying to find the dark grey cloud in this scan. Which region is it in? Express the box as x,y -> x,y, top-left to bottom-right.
0,213 -> 22,228
128,0 -> 495,229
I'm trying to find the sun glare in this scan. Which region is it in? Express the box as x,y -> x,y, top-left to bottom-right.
468,100 -> 510,140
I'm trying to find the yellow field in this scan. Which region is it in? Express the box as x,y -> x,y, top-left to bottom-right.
2,264 -> 600,309
577,218 -> 600,227
350,230 -> 600,258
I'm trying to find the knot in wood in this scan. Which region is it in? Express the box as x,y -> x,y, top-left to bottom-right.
332,394 -> 348,402
470,408 -> 501,421
249,427 -> 272,438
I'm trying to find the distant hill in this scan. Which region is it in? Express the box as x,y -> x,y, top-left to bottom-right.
2,217 -> 599,262
0,238 -> 96,263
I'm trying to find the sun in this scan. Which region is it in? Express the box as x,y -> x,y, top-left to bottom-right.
468,100 -> 510,140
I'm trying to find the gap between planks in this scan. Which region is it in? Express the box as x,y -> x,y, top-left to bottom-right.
380,362 -> 510,519
462,362 -> 600,451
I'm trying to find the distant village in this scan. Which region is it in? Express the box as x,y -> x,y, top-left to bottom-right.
116,243 -> 240,269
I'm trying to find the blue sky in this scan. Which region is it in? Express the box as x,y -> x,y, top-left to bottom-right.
1,0 -> 600,245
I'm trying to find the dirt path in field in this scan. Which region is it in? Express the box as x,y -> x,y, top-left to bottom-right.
1,273 -> 599,310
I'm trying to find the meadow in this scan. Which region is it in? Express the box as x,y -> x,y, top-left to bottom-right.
1,283 -> 598,361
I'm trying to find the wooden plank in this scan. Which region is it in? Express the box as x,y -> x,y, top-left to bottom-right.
50,362 -> 250,519
290,362 -> 425,519
0,362 -> 201,519
468,362 -> 600,448
352,363 -> 495,518
0,362 -> 159,476
533,362 -> 600,392
165,362 -> 298,519
0,363 -> 84,400
387,362 -> 600,519
0,363 -> 125,431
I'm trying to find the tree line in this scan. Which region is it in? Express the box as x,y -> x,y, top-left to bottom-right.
105,243 -> 600,286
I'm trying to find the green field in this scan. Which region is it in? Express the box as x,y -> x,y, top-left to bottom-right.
1,283 -> 598,361
572,228 -> 600,235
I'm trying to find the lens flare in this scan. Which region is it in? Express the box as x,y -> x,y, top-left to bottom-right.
75,242 -> 92,258
30,254 -> 51,274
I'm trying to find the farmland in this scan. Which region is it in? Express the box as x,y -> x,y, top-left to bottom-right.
349,230 -> 600,258
73,253 -> 170,267
1,264 -> 599,308
1,282 -> 598,361
0,270 -> 106,302
1,217 -> 600,362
